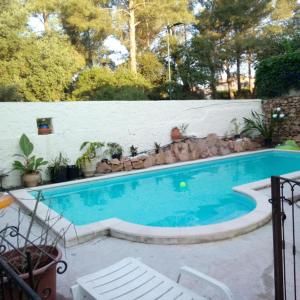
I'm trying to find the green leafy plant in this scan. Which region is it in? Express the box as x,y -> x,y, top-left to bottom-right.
76,141 -> 105,167
105,143 -> 123,160
178,123 -> 189,135
48,152 -> 69,175
130,145 -> 138,157
230,118 -> 242,138
256,51 -> 300,98
12,134 -> 48,174
275,140 -> 300,151
154,142 -> 161,154
242,111 -> 274,145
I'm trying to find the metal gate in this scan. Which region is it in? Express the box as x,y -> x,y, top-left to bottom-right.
271,176 -> 300,300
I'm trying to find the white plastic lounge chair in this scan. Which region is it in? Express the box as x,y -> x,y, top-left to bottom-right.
71,257 -> 233,300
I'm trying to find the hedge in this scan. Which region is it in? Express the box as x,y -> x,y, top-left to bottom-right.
255,51 -> 300,98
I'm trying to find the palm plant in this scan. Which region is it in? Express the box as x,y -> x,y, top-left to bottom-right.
242,111 -> 274,146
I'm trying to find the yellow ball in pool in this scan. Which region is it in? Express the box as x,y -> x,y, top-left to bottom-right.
179,181 -> 187,188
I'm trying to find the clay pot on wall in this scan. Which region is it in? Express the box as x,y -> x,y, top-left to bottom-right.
171,127 -> 182,141
38,123 -> 52,135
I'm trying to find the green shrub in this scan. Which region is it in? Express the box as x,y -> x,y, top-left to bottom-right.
0,85 -> 23,101
234,89 -> 253,99
72,66 -> 151,100
255,51 -> 300,98
215,90 -> 230,99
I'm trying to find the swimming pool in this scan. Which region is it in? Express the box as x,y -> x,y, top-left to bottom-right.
33,150 -> 300,226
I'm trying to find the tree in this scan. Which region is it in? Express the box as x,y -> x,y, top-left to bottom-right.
60,0 -> 112,66
137,51 -> 165,85
0,0 -> 28,60
26,0 -> 59,33
110,0 -> 193,73
0,35 -> 85,101
217,0 -> 271,95
272,0 -> 297,20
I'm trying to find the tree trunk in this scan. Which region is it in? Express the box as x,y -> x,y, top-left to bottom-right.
87,30 -> 93,67
43,11 -> 50,34
236,51 -> 241,95
209,66 -> 217,99
225,62 -> 234,99
248,52 -> 253,94
129,0 -> 137,73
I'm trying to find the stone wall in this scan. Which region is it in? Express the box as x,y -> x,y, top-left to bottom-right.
96,134 -> 260,175
262,96 -> 300,143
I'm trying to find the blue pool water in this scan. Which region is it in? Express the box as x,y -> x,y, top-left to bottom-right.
34,151 -> 300,227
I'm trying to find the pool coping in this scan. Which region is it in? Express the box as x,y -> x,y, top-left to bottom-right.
10,149 -> 300,247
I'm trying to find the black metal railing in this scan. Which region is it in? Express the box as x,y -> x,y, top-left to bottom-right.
270,176 -> 300,300
0,255 -> 41,300
0,226 -> 67,300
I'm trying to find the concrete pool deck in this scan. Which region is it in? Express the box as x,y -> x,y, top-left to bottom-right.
1,185 -> 300,300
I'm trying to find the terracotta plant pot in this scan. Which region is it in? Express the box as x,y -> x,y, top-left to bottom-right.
3,246 -> 62,300
22,173 -> 41,187
38,127 -> 52,135
81,160 -> 97,177
171,127 -> 182,141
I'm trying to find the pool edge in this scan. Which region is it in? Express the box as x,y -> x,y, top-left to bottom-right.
10,149 -> 300,247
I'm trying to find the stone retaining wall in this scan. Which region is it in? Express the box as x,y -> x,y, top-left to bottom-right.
262,96 -> 300,143
96,134 -> 260,174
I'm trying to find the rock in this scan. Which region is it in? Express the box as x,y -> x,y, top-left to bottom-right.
197,139 -> 210,158
154,152 -> 165,165
208,146 -> 219,156
131,157 -> 145,169
205,134 -> 221,156
206,133 -> 221,148
123,159 -> 133,171
228,140 -> 235,151
186,139 -> 200,160
111,159 -> 123,172
171,142 -> 190,161
96,161 -> 112,174
163,149 -> 178,164
143,155 -> 155,168
219,140 -> 231,156
233,140 -> 244,152
242,137 -> 256,151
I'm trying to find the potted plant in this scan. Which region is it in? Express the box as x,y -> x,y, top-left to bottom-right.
12,134 -> 48,187
48,153 -> 69,183
129,145 -> 138,157
37,118 -> 52,135
230,118 -> 242,139
106,143 -> 123,160
67,165 -> 80,180
242,111 -> 274,147
0,191 -> 67,300
178,123 -> 189,138
76,141 -> 105,177
171,127 -> 182,141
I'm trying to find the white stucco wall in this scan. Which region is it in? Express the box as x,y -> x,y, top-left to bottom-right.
0,100 -> 262,187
